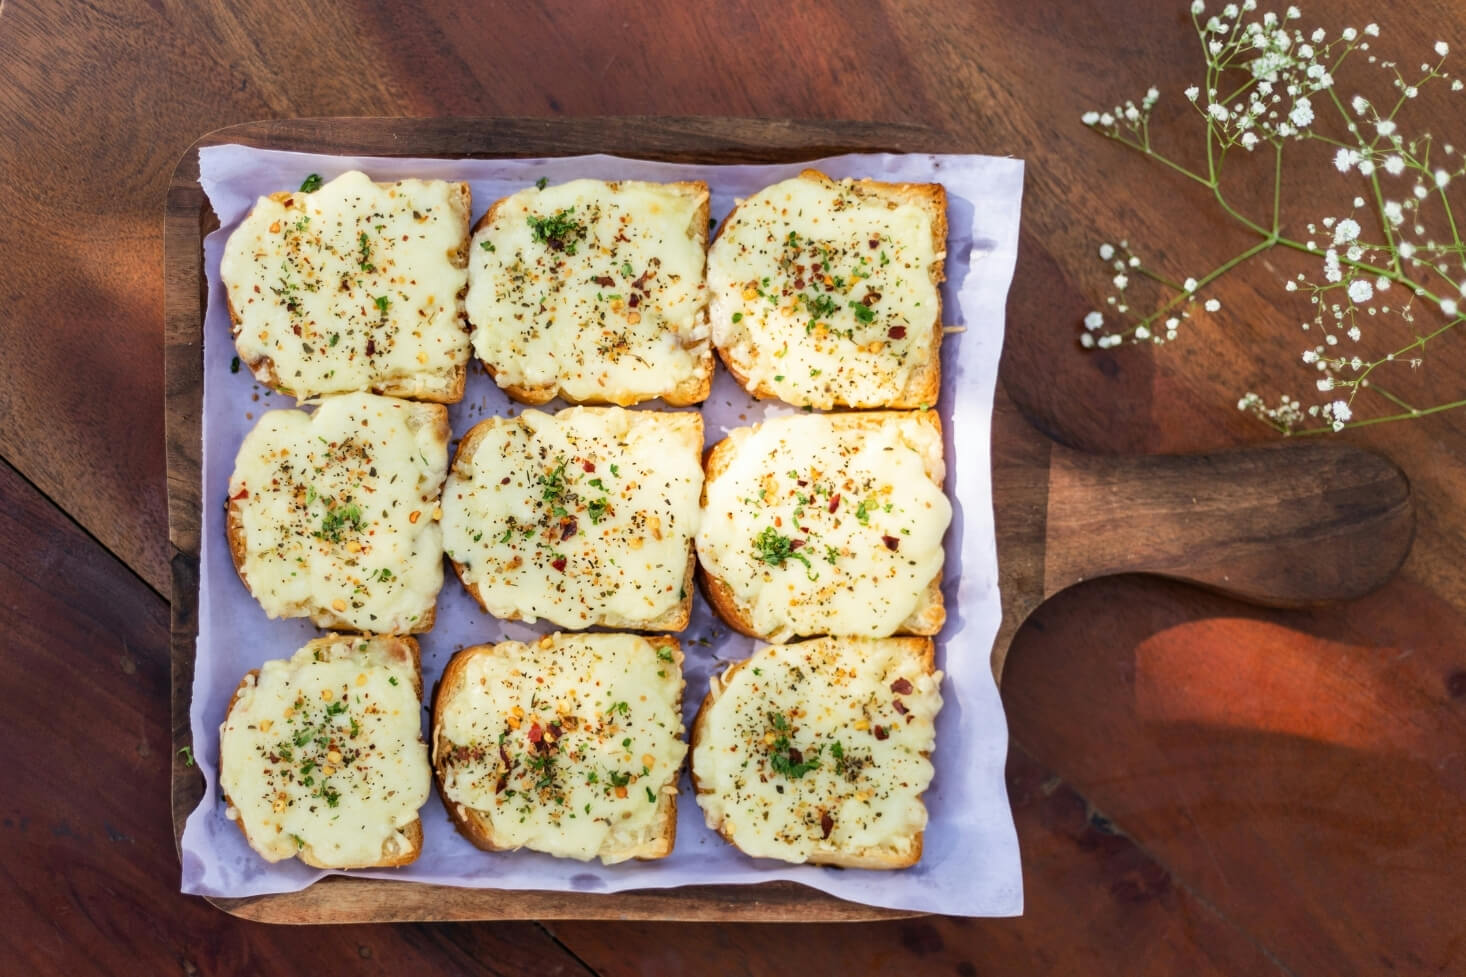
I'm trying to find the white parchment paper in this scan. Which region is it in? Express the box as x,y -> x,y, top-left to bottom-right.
180,145 -> 1024,917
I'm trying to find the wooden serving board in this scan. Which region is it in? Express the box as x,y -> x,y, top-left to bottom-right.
165,117 -> 1415,924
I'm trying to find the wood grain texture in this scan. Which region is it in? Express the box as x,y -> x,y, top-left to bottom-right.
4,0 -> 1465,970
0,459 -> 593,977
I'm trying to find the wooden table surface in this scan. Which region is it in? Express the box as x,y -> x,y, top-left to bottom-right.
3,0 -> 1463,973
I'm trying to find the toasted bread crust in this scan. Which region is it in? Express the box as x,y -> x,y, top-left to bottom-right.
709,170 -> 945,409
469,181 -> 713,406
689,636 -> 936,868
445,410 -> 698,631
430,635 -> 683,861
220,635 -> 425,869
226,401 -> 448,634
226,181 -> 471,404
697,410 -> 947,641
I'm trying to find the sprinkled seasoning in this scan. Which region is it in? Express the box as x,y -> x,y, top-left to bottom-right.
465,178 -> 711,404
692,636 -> 943,865
220,171 -> 470,401
706,171 -> 944,408
441,406 -> 703,629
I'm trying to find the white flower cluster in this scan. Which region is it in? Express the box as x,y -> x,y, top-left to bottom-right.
1082,3 -> 1466,433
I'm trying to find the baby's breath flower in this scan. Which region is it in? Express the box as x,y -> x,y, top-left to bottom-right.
1082,111 -> 1101,125
1334,147 -> 1360,172
1436,41 -> 1450,57
1084,311 -> 1104,331
1185,85 -> 1200,101
1098,243 -> 1115,260
1436,169 -> 1452,188
1443,298 -> 1460,317
1204,298 -> 1222,312
1348,279 -> 1374,303
1183,277 -> 1198,292
1384,155 -> 1406,175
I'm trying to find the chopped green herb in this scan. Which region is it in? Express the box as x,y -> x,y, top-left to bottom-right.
299,173 -> 323,193
587,498 -> 610,524
803,293 -> 839,320
358,232 -> 374,272
646,786 -> 656,803
374,295 -> 390,314
230,356 -> 241,374
535,176 -> 549,190
328,333 -> 340,347
824,544 -> 840,565
177,746 -> 194,767
754,527 -> 810,570
732,311 -> 743,323
388,676 -> 398,686
318,503 -> 365,542
656,646 -> 674,663
855,500 -> 871,525
526,208 -> 585,255
850,301 -> 876,324
480,240 -> 496,252
621,260 -> 634,277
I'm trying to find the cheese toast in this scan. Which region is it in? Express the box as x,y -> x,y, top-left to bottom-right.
221,170 -> 471,402
465,178 -> 713,405
695,411 -> 951,642
226,392 -> 449,634
691,636 -> 943,867
219,634 -> 431,869
432,633 -> 687,863
441,406 -> 703,631
707,169 -> 946,409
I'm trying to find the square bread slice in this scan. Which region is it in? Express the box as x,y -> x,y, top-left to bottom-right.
221,170 -> 472,403
691,636 -> 943,867
227,392 -> 449,634
465,178 -> 713,406
707,169 -> 947,409
441,406 -> 703,631
432,632 -> 688,863
695,411 -> 951,643
218,634 -> 431,869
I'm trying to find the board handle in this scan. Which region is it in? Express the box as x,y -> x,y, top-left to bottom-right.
1042,440 -> 1414,605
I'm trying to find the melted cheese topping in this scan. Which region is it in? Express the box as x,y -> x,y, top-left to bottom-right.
219,636 -> 430,866
441,407 -> 703,628
221,170 -> 470,400
695,413 -> 951,641
466,179 -> 710,404
435,633 -> 687,863
693,637 -> 942,864
707,173 -> 942,407
228,393 -> 448,632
